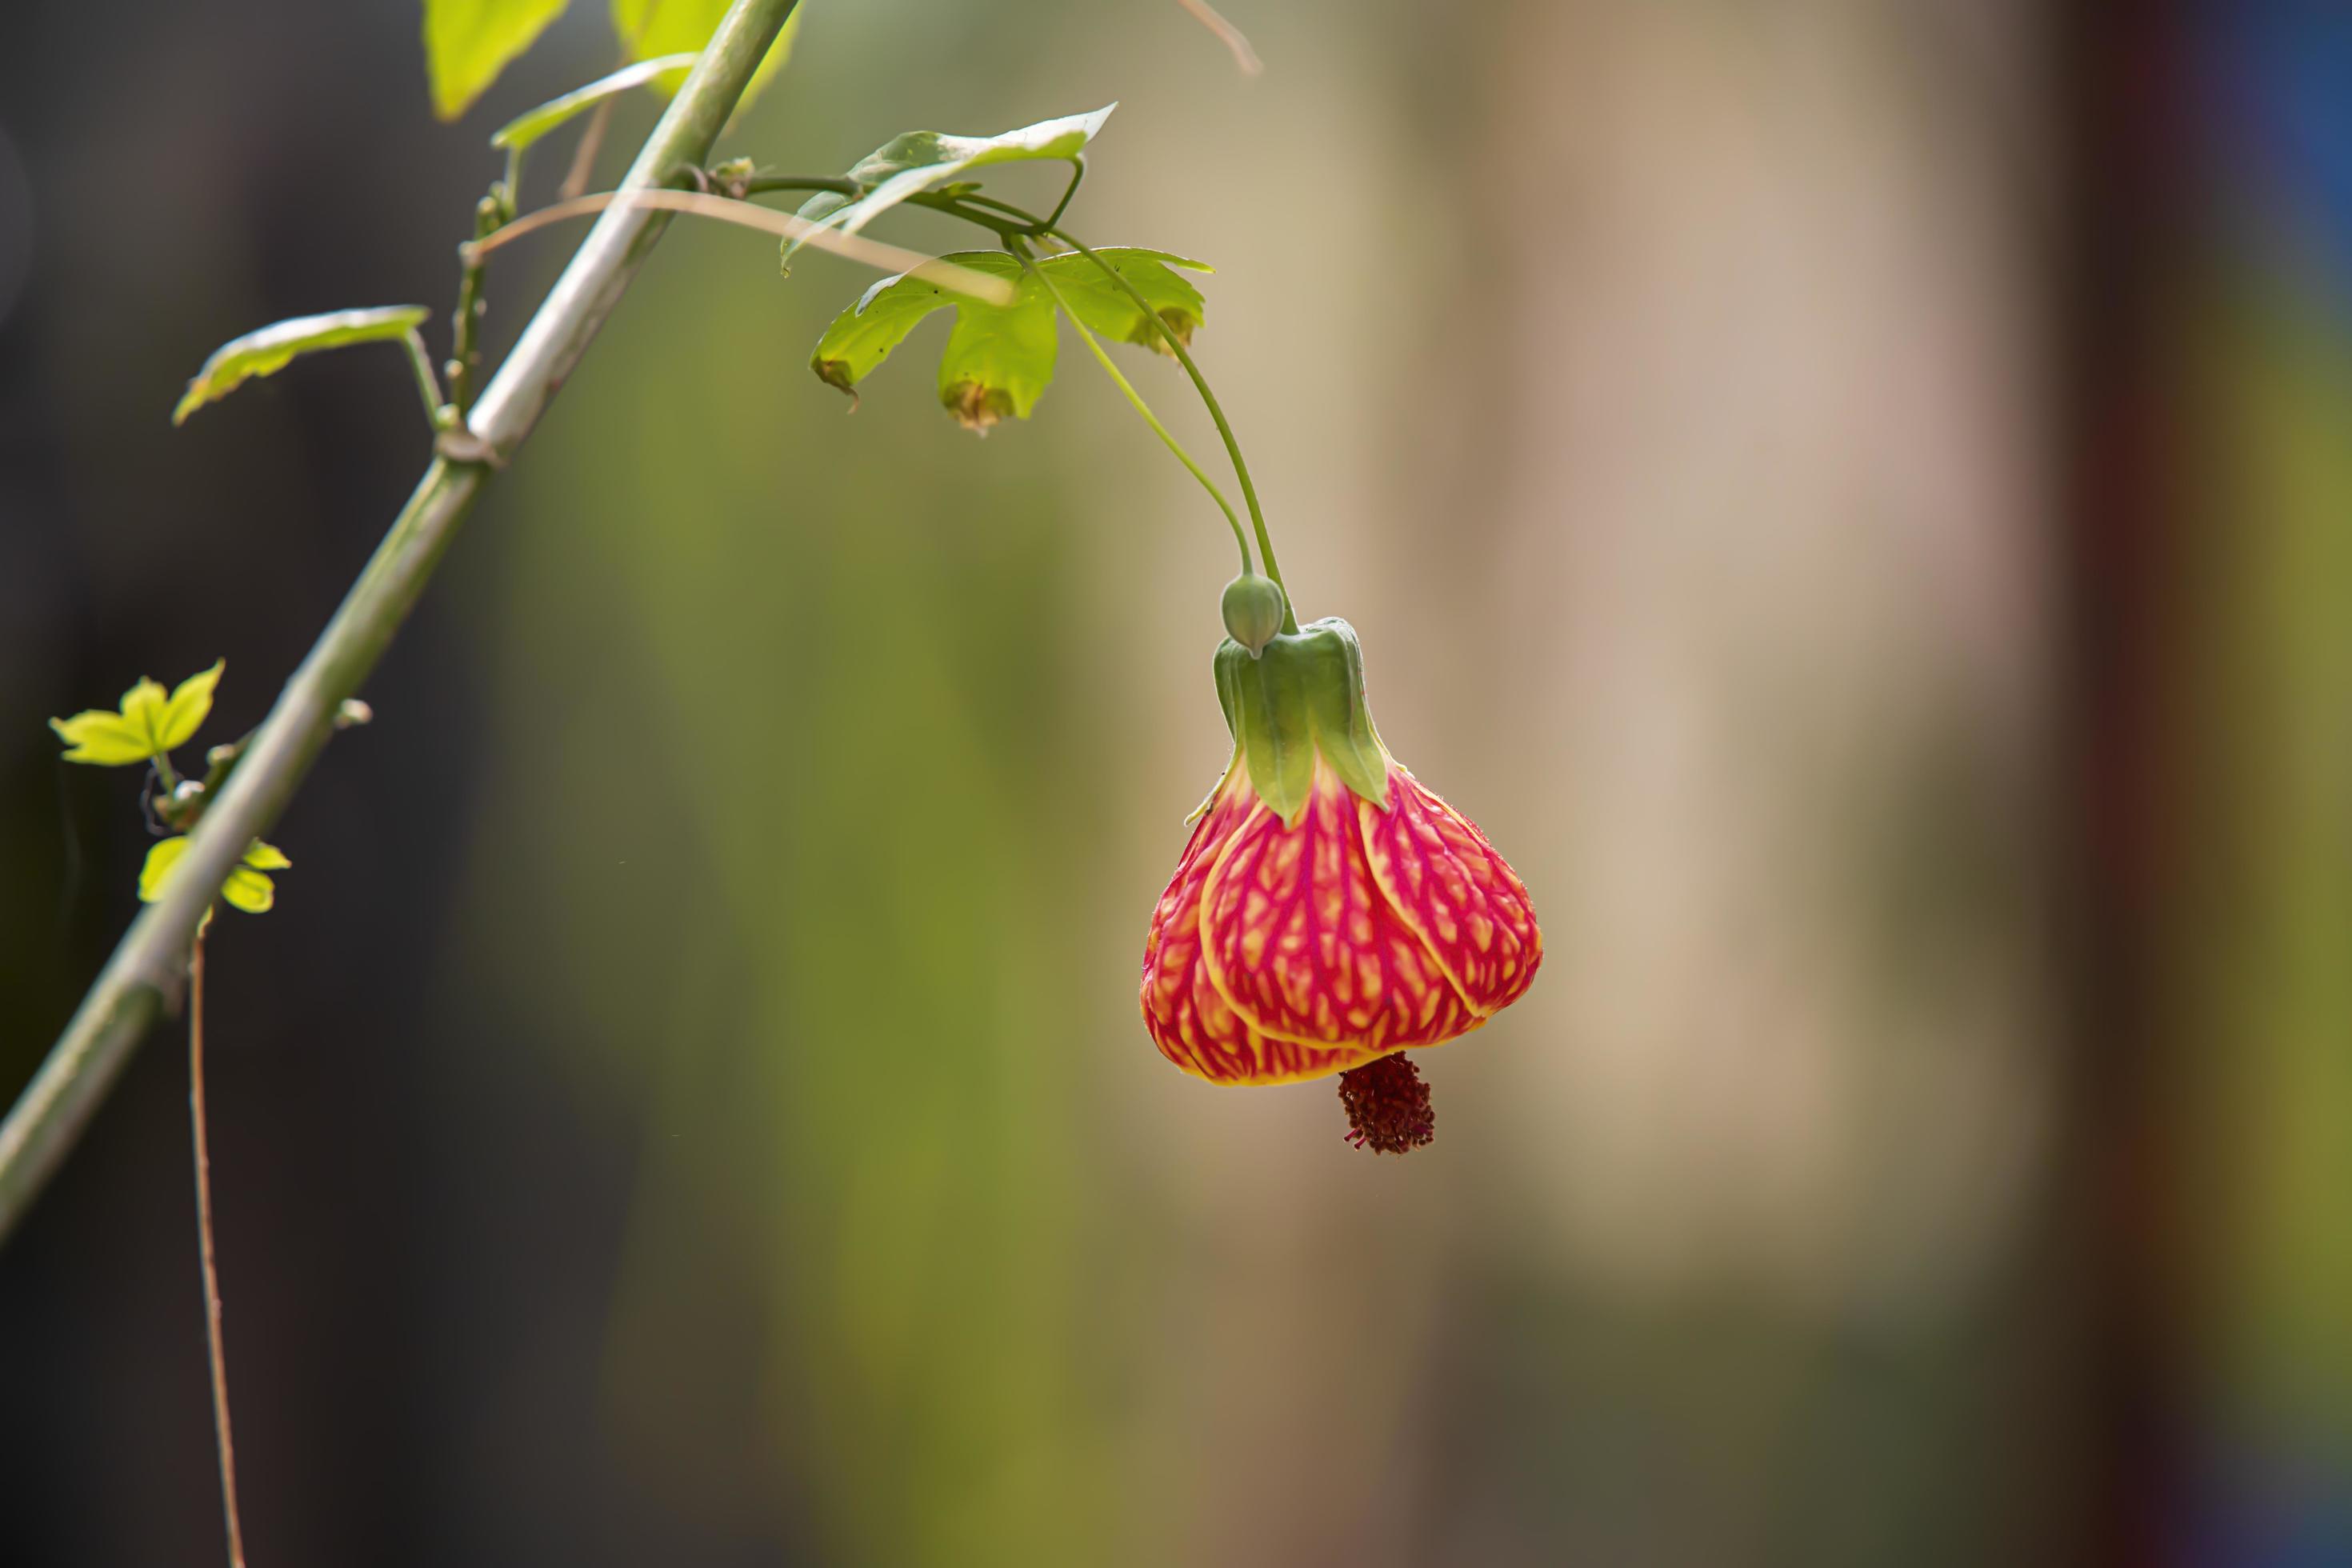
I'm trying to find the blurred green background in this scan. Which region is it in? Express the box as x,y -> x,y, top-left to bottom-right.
3,1 -> 2350,1563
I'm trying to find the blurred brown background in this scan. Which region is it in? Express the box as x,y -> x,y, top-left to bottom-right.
2,1 -> 2348,1563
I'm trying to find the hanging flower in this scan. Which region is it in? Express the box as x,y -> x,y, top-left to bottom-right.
1139,613 -> 1540,1151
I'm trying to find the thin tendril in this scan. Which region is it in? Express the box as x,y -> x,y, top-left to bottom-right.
1014,242 -> 1250,574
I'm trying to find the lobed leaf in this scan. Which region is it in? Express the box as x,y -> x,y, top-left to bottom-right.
809,250 -> 1017,397
174,307 -> 432,426
1034,248 -> 1212,353
783,105 -> 1115,267
936,273 -> 1058,430
612,0 -> 798,104
489,53 -> 699,150
154,660 -> 224,752
423,0 -> 570,122
809,245 -> 1218,433
51,661 -> 224,766
50,710 -> 154,766
810,251 -> 1060,430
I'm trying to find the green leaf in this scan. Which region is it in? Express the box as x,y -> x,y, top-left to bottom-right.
1034,249 -> 1213,353
138,838 -> 188,902
52,661 -> 224,765
808,252 -> 1060,431
489,52 -> 699,150
794,189 -> 851,230
937,273 -> 1058,431
423,0 -> 571,122
139,836 -> 290,913
173,306 -> 433,426
612,0 -> 798,104
784,105 -> 1115,266
50,707 -> 154,766
809,251 -> 1017,398
156,660 -> 225,752
240,842 -> 294,871
221,865 -> 279,913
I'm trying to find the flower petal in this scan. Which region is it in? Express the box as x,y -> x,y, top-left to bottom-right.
1198,758 -> 1480,1055
1358,765 -> 1542,1015
1142,770 -> 1373,1085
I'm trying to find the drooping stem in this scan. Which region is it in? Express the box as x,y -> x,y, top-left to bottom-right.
1046,226 -> 1294,628
1016,242 -> 1250,574
189,927 -> 247,1568
922,192 -> 1294,616
0,0 -> 806,1247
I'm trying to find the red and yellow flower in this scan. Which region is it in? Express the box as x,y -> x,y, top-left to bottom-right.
1139,614 -> 1540,1150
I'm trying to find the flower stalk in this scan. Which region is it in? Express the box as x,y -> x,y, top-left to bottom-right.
1018,239 -> 1253,574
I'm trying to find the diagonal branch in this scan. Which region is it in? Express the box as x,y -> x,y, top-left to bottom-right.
0,0 -> 802,1244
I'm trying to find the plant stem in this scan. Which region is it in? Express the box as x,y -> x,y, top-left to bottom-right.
1015,242 -> 1250,574
1044,159 -> 1086,230
1048,225 -> 1294,628
188,927 -> 246,1568
741,175 -> 861,198
402,330 -> 450,431
906,192 -> 1025,236
0,0 -> 804,1247
446,194 -> 503,416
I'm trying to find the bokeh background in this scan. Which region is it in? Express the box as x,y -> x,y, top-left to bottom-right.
3,1 -> 2349,1563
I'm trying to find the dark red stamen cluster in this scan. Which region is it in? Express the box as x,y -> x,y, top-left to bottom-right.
1338,1054 -> 1434,1154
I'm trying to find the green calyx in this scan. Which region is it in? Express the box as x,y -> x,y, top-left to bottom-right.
1213,618 -> 1391,822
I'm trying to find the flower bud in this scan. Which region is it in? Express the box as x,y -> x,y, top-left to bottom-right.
1219,573 -> 1286,657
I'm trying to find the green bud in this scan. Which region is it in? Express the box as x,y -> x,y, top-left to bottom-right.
709,157 -> 758,198
1220,574 -> 1287,657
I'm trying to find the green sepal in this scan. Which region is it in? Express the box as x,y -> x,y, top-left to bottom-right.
1212,618 -> 1390,822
